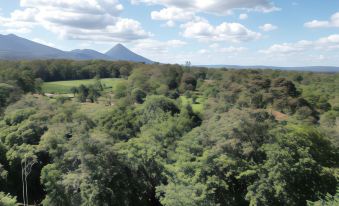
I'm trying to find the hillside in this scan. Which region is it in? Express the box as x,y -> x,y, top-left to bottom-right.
0,34 -> 67,60
105,43 -> 153,64
0,34 -> 153,63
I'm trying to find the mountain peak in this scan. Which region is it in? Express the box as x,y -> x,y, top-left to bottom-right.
114,43 -> 125,48
105,43 -> 153,64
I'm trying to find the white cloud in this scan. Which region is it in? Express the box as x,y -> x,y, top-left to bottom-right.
239,13 -> 248,20
166,39 -> 187,47
260,34 -> 339,55
208,43 -> 247,53
60,18 -> 151,42
164,20 -> 176,27
219,46 -> 247,53
259,23 -> 277,31
181,19 -> 261,43
304,20 -> 329,28
132,39 -> 186,53
151,7 -> 195,22
304,12 -> 339,28
132,0 -> 279,15
131,39 -> 186,62
0,8 -> 38,33
0,0 -> 151,42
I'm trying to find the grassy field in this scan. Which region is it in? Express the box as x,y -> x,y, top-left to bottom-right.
42,78 -> 126,94
180,95 -> 205,113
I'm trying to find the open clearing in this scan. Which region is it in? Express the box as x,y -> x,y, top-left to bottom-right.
180,95 -> 205,113
42,78 -> 126,94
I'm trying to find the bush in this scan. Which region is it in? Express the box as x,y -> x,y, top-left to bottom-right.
131,88 -> 146,104
0,192 -> 18,206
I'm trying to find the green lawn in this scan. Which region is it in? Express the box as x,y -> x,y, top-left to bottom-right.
42,78 -> 126,94
180,95 -> 205,113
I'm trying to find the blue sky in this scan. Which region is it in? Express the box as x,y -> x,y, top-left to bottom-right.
0,0 -> 339,66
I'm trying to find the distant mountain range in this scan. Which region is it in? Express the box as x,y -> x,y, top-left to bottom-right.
1,34 -> 338,72
197,65 -> 339,73
0,34 -> 153,64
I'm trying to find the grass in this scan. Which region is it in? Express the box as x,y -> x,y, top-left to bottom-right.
42,78 -> 126,94
180,95 -> 205,113
78,102 -> 112,119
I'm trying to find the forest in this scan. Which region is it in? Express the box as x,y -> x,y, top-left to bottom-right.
0,60 -> 338,206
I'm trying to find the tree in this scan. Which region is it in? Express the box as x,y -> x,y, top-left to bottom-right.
120,67 -> 130,78
70,87 -> 78,97
131,88 -> 146,104
77,84 -> 89,102
180,73 -> 197,92
87,85 -> 101,103
246,125 -> 338,206
139,95 -> 180,124
307,187 -> 339,206
34,78 -> 44,94
114,82 -> 127,99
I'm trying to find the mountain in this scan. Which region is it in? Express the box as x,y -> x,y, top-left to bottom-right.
105,43 -> 153,64
0,34 -> 67,60
197,65 -> 339,73
0,34 -> 153,63
69,49 -> 109,60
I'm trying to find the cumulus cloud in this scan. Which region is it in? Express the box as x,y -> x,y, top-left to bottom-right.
259,23 -> 277,31
209,43 -> 247,53
151,7 -> 195,21
131,39 -> 186,62
304,12 -> 339,28
0,0 -> 151,42
132,0 -> 280,15
163,20 -> 176,27
181,19 -> 261,43
200,47 -> 246,55
239,13 -> 248,20
132,39 -> 186,53
260,34 -> 339,55
151,7 -> 197,27
0,8 -> 38,33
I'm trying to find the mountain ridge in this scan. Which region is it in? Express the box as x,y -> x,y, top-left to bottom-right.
0,34 -> 153,63
1,34 -> 339,72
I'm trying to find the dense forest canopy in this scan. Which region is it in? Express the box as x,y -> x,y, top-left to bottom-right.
0,60 -> 338,206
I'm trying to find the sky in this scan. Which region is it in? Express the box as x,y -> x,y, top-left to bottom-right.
0,0 -> 339,66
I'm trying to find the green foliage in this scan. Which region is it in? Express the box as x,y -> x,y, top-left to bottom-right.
246,125 -> 338,206
0,192 -> 18,206
0,60 -> 338,205
307,187 -> 339,206
114,82 -> 128,99
42,78 -> 123,94
0,83 -> 22,113
180,73 -> 197,92
138,95 -> 180,124
131,88 -> 146,104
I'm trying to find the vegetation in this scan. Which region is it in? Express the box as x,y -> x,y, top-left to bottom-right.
0,60 -> 338,206
42,78 -> 125,94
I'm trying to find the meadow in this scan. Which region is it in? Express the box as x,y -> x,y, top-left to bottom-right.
180,95 -> 205,113
42,78 -> 125,94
